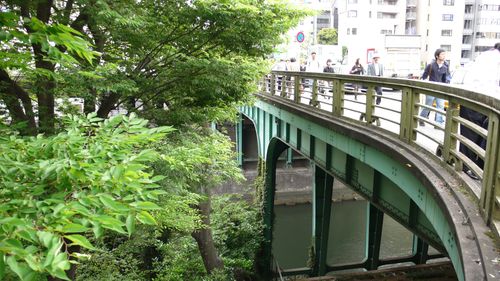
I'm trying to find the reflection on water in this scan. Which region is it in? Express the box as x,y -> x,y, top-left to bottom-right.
273,200 -> 415,269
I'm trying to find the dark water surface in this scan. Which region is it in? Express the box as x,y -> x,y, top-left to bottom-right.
272,200 -> 418,269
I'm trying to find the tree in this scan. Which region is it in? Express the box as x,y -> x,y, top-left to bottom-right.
0,0 -> 307,278
151,128 -> 246,275
0,114 -> 176,280
0,0 -> 305,134
317,27 -> 338,45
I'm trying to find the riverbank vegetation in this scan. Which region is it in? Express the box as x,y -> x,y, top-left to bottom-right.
0,0 -> 306,280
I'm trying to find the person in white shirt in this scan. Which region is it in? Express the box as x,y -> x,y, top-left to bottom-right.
306,51 -> 322,72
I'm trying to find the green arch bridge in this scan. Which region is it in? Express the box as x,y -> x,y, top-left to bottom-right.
236,71 -> 500,281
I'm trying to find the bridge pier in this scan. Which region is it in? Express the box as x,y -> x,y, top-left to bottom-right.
312,165 -> 334,276
364,204 -> 384,270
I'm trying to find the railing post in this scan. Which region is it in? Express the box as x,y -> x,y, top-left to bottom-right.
364,85 -> 375,123
294,75 -> 301,103
480,114 -> 500,224
311,79 -> 319,107
400,87 -> 413,142
442,104 -> 460,165
332,79 -> 343,117
280,74 -> 287,98
270,74 -> 276,96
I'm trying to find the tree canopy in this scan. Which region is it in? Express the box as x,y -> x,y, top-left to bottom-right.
317,27 -> 338,45
0,0 -> 307,280
0,0 -> 305,134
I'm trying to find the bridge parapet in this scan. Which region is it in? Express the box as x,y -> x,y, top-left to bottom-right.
260,70 -> 500,239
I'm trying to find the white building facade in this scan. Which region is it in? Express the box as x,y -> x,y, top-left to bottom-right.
280,0 -> 499,73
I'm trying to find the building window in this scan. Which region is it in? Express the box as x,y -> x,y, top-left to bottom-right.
348,10 -> 358,17
377,12 -> 396,19
441,29 -> 452,36
442,14 -> 453,21
443,0 -> 454,6
352,28 -> 357,35
440,45 -> 451,51
381,29 -> 393,35
348,0 -> 358,3
475,46 -> 492,52
464,20 -> 472,29
347,28 -> 351,35
426,29 -> 429,36
317,18 -> 330,24
479,4 -> 500,11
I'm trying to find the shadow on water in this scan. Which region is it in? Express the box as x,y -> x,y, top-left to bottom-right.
272,200 -> 422,270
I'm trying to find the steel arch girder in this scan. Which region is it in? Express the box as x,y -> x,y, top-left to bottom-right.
240,99 -> 476,281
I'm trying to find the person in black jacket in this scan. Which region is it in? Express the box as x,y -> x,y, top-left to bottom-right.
323,59 -> 335,73
459,43 -> 500,179
418,48 -> 450,126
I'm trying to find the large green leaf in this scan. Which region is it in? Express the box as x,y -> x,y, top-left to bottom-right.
64,234 -> 96,250
61,223 -> 89,233
0,253 -> 4,280
125,213 -> 135,237
98,194 -> 129,212
136,211 -> 157,225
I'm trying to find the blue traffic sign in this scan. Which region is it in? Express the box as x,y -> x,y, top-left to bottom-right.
296,31 -> 305,43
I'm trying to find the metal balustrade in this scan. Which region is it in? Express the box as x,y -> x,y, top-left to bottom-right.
260,70 -> 500,237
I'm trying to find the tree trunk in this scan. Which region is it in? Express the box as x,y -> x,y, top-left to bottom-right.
96,92 -> 121,118
33,0 -> 56,135
191,195 -> 224,274
0,69 -> 37,135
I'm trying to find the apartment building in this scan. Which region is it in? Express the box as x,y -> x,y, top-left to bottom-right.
416,0 -> 465,69
282,0 -> 499,71
462,1 -> 500,64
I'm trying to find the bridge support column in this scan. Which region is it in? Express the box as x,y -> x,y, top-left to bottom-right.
236,114 -> 243,166
312,165 -> 334,276
412,237 -> 429,264
365,204 -> 384,270
260,139 -> 288,280
286,148 -> 293,167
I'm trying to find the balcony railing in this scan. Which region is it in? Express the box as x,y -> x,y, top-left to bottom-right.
406,12 -> 417,19
260,71 -> 500,237
406,0 -> 417,6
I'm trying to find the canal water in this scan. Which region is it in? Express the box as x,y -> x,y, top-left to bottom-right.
272,200 -> 438,269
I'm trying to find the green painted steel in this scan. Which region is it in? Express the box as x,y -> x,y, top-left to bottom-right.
241,71 -> 500,280
236,115 -> 243,166
261,70 -> 500,235
364,204 -> 384,270
311,165 -> 333,276
241,100 -> 469,281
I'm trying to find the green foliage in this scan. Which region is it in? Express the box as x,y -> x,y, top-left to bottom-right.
211,195 -> 263,272
0,12 -> 99,70
74,194 -> 263,281
342,46 -> 348,57
152,234 -> 207,281
317,28 -> 338,45
75,226 -> 159,281
0,113 -> 173,280
152,128 -> 245,192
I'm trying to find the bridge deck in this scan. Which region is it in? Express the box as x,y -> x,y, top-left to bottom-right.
298,261 -> 456,281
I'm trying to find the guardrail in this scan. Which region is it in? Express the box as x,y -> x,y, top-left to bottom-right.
259,70 -> 500,237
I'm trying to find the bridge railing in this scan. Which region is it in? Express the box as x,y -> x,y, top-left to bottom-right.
259,70 -> 500,234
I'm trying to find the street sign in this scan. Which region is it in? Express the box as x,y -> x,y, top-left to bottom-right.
296,31 -> 305,43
